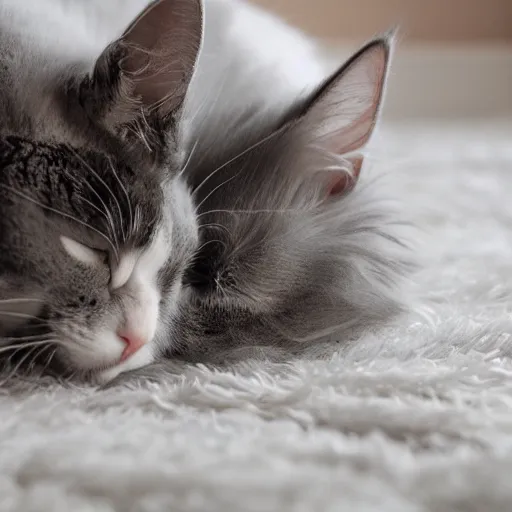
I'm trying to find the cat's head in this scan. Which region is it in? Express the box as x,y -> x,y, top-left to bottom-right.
0,0 -> 202,380
176,36 -> 412,363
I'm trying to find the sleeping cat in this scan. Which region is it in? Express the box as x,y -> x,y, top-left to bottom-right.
0,0 -> 409,383
0,0 -> 203,378
0,0 -> 335,382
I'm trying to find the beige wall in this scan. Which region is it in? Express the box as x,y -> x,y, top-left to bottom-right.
248,0 -> 512,119
252,0 -> 512,43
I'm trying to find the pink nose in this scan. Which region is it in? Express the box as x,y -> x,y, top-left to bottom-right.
118,333 -> 146,362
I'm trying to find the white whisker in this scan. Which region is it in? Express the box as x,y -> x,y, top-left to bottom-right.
76,194 -> 118,246
0,344 -> 50,384
106,156 -> 133,241
179,140 -> 198,178
41,347 -> 58,374
27,343 -> 54,373
0,310 -> 47,322
193,127 -> 283,198
68,147 -> 124,251
196,239 -> 227,253
0,334 -> 51,343
0,183 -> 119,261
194,172 -> 241,213
0,340 -> 57,355
133,205 -> 142,235
138,105 -> 152,130
215,273 -> 229,300
198,223 -> 231,236
0,298 -> 43,305
197,208 -> 297,219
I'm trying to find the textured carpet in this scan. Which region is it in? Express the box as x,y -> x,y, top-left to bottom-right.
2,120 -> 512,512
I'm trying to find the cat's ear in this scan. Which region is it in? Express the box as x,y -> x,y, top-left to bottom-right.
82,0 -> 203,135
294,36 -> 392,197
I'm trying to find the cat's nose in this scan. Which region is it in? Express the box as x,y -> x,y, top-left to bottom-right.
118,332 -> 146,362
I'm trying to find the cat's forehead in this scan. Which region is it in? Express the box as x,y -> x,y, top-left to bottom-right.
0,135 -> 156,195
0,135 -> 164,250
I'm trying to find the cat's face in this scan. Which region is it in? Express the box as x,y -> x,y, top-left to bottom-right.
0,137 -> 197,376
174,37 -> 412,363
0,0 -> 202,380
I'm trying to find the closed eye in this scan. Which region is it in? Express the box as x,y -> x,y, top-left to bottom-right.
60,236 -> 108,267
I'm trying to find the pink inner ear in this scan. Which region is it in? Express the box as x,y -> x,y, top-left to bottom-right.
317,42 -> 388,158
327,156 -> 363,196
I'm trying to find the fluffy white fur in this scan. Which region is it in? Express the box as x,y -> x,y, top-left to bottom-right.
1,120 -> 511,511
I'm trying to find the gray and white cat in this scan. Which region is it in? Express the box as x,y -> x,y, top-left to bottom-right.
0,0 -> 409,383
0,0 -> 202,379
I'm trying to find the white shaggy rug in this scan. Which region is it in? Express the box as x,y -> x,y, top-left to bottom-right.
2,119 -> 512,512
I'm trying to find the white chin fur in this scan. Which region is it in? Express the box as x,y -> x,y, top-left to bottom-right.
95,343 -> 155,384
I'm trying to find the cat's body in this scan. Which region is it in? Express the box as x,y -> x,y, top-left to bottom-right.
161,4 -> 412,367
172,36 -> 411,365
0,0 -> 409,383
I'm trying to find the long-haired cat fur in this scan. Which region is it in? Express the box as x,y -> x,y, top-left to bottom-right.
0,0 -> 411,384
170,33 -> 413,366
0,0 -> 331,383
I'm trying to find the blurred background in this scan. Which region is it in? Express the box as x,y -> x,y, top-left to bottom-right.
252,0 -> 512,120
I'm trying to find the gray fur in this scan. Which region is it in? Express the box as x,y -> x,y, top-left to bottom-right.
0,0 -> 201,376
0,0 -> 411,381
170,36 -> 413,366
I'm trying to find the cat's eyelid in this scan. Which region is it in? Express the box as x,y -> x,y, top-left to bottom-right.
110,252 -> 140,290
60,236 -> 106,267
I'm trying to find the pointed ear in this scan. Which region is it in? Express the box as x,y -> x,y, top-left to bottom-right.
82,0 -> 203,135
297,36 -> 392,197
